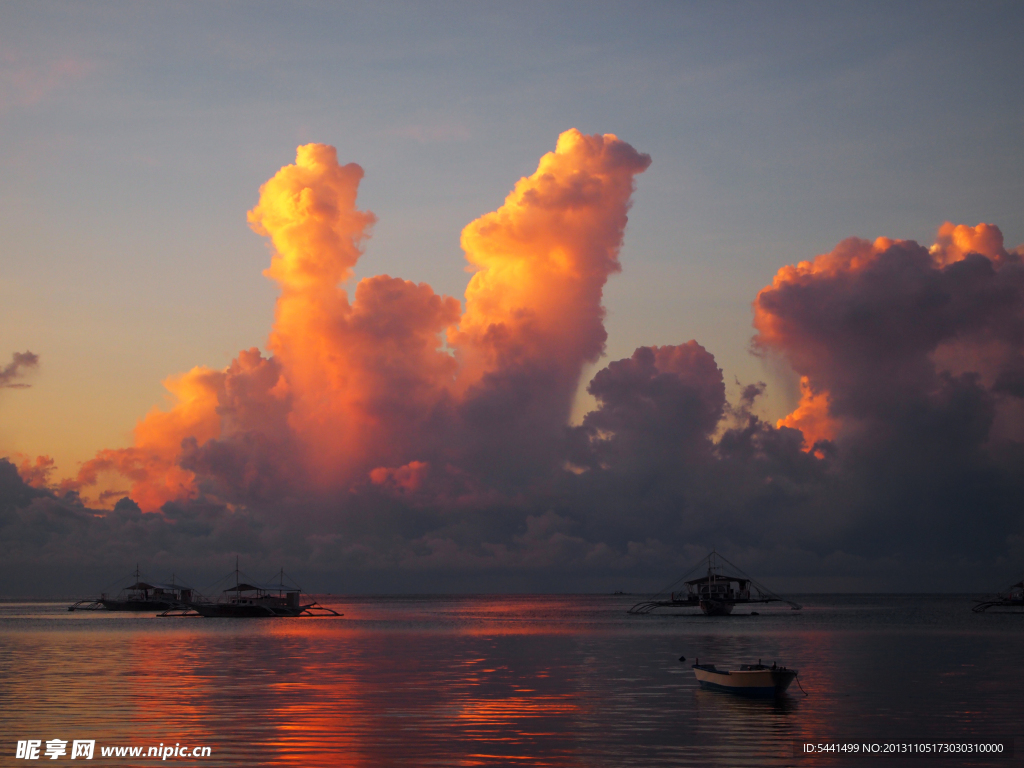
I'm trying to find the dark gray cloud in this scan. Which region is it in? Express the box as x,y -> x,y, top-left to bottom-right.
750,232 -> 1024,578
0,351 -> 38,388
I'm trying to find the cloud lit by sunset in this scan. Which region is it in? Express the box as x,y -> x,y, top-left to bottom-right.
4,129 -> 1023,593
62,131 -> 649,511
754,224 -> 1024,457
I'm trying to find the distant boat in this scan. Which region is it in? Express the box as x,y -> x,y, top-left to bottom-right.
165,561 -> 342,618
628,551 -> 801,615
972,577 -> 1024,613
691,660 -> 798,697
68,566 -> 193,612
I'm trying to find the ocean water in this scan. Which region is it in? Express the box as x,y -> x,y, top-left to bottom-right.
0,594 -> 1020,767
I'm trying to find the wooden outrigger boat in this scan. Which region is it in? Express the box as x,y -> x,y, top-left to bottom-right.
972,577 -> 1024,613
690,659 -> 799,697
69,566 -> 193,612
162,561 -> 342,618
629,551 -> 801,616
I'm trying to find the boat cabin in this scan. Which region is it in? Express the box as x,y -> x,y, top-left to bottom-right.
224,582 -> 302,610
119,581 -> 193,604
675,574 -> 751,602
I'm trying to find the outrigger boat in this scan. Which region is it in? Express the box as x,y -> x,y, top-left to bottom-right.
972,576 -> 1024,613
69,566 -> 193,612
689,659 -> 799,697
163,561 -> 342,618
629,551 -> 801,616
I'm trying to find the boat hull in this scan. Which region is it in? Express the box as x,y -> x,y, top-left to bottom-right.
100,599 -> 178,612
189,602 -> 276,618
699,599 -> 734,616
973,598 -> 1024,612
693,665 -> 797,697
188,602 -> 315,618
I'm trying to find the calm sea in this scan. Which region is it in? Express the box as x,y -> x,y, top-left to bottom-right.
0,594 -> 1020,767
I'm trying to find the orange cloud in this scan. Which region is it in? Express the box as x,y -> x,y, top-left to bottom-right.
756,222 -> 1023,451
70,130 -> 650,510
246,142 -> 461,489
929,221 -> 1011,266
775,377 -> 838,451
370,461 -> 430,493
14,454 -> 54,488
248,144 -> 377,291
74,366 -> 223,510
454,129 -> 650,394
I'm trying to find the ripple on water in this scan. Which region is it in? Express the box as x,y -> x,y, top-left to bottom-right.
1,595 -> 1021,766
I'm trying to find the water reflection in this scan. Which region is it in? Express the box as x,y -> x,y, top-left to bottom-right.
1,595 -> 1021,766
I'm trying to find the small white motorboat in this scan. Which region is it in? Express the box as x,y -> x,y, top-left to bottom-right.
691,660 -> 798,697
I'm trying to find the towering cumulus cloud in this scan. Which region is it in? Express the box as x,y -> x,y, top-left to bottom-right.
70,131 -> 650,510
245,144 -> 460,492
13,132 -> 1023,592
755,224 -> 1024,450
451,130 -> 651,483
753,224 -> 1024,559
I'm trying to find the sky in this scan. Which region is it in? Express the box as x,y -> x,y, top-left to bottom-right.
2,1 -> 1023,595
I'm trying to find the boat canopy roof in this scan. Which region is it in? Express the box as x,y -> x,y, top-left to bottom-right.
127,581 -> 186,591
685,574 -> 749,587
223,582 -> 299,593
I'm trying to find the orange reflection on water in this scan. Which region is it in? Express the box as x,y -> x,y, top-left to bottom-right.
65,608 -> 600,767
18,595 -> 1002,767
455,693 -> 582,723
95,623 -> 367,766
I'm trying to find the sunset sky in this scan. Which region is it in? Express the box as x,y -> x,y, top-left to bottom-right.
2,2 -> 1023,594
